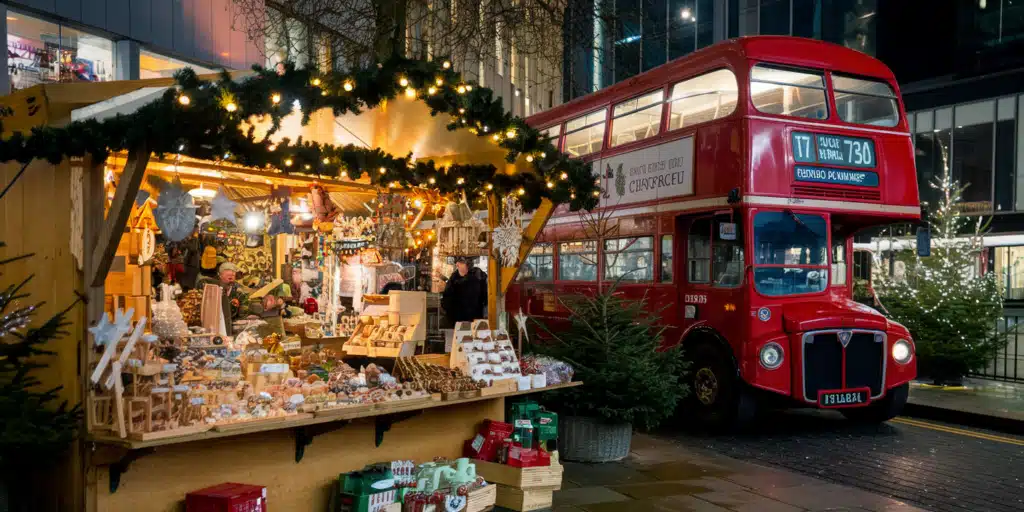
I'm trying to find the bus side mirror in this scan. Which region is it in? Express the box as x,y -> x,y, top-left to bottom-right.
917,227 -> 931,257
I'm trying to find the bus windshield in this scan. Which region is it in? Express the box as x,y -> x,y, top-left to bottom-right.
752,211 -> 829,296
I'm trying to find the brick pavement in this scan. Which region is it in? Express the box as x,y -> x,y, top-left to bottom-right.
546,433 -> 927,512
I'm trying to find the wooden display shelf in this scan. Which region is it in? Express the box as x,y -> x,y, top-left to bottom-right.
88,381 -> 582,450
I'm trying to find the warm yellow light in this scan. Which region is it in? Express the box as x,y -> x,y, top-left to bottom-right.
379,167 -> 387,174
570,192 -> 576,199
456,177 -> 465,185
457,85 -> 467,94
343,81 -> 354,92
546,181 -> 554,189
541,152 -> 547,158
284,158 -> 293,167
526,155 -> 534,162
486,183 -> 494,190
428,86 -> 437,95
225,102 -> 237,112
492,134 -> 500,141
428,177 -> 437,184
312,78 -> 322,86
399,77 -> 409,87
466,85 -> 473,91
404,87 -> 416,98
323,157 -> 330,164
506,129 -> 516,138
271,93 -> 282,104
321,90 -> 328,96
443,60 -> 451,69
517,188 -> 526,196
178,95 -> 191,105
461,118 -> 467,124
458,108 -> 465,114
304,164 -> 311,170
414,199 -> 423,207
390,181 -> 399,188
435,78 -> 444,86
592,190 -> 600,197
560,172 -> 568,180
341,171 -> 348,178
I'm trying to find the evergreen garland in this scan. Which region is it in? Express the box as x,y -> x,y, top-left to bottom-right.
0,57 -> 600,212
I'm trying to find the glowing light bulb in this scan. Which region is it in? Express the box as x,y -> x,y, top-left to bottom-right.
414,199 -> 423,207
271,93 -> 281,104
399,77 -> 409,87
284,158 -> 293,167
517,188 -> 526,196
456,177 -> 465,185
312,78 -> 321,86
492,134 -> 500,141
457,85 -> 467,94
466,85 -> 473,91
304,164 -> 311,170
405,87 -> 416,98
343,81 -> 354,92
341,171 -> 349,178
526,155 -> 534,162
323,157 -> 330,164
428,86 -> 437,95
458,108 -> 465,114
428,177 -> 436,184
225,102 -> 237,112
560,172 -> 568,180
443,60 -> 451,69
546,181 -> 554,189
570,192 -> 576,199
435,78 -> 444,86
486,183 -> 494,190
592,190 -> 600,197
506,129 -> 516,138
178,95 -> 191,105
379,167 -> 387,174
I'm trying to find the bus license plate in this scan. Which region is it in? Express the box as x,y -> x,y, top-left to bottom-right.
818,388 -> 870,408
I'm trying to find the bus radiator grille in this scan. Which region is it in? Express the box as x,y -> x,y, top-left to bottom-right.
802,331 -> 885,402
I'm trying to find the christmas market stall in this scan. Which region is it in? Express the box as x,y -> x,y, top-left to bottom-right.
0,58 -> 596,511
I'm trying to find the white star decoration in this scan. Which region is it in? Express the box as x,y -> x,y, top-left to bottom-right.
210,187 -> 238,224
88,309 -> 134,346
514,308 -> 529,344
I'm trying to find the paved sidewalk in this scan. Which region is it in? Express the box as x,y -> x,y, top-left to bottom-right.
907,378 -> 1024,433
549,433 -> 927,512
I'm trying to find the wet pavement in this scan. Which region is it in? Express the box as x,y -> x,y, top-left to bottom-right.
659,409 -> 1024,512
909,378 -> 1024,423
547,433 -> 927,512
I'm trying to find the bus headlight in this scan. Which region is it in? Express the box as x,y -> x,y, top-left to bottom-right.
759,342 -> 784,370
892,339 -> 913,364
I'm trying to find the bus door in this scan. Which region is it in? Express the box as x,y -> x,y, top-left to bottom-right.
677,212 -> 745,338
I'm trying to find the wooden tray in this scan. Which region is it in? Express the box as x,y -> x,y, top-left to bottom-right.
212,413 -> 313,432
127,423 -> 211,441
480,379 -> 517,397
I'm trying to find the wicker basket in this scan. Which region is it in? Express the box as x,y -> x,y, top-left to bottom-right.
558,415 -> 632,462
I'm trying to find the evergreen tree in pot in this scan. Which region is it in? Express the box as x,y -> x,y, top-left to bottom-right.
531,283 -> 687,462
0,242 -> 82,511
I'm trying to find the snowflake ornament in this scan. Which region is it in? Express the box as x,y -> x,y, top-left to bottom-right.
493,196 -> 524,267
209,188 -> 239,224
153,178 -> 198,241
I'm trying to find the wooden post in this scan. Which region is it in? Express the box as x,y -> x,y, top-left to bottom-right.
80,154 -> 106,512
88,143 -> 149,287
500,198 -> 555,294
487,194 -> 501,328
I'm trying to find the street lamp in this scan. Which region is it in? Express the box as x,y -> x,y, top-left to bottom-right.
680,7 -> 697,53
681,8 -> 693,21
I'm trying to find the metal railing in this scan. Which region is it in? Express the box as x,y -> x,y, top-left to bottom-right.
972,311 -> 1024,382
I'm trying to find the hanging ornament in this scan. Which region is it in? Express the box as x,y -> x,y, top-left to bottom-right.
493,196 -> 524,267
137,227 -> 156,266
309,184 -> 339,223
209,187 -> 239,224
153,177 -> 198,242
268,198 -> 295,235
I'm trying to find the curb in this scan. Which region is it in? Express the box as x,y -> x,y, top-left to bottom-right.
903,401 -> 1024,436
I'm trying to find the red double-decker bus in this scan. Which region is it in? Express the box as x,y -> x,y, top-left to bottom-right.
508,36 -> 921,428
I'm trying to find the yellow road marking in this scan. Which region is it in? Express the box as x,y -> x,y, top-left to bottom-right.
892,417 -> 1024,446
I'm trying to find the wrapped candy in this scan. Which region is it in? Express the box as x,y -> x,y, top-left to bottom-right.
521,355 -> 574,385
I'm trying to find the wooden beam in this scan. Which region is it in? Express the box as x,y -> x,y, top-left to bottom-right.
500,198 -> 555,294
89,144 -> 150,287
487,195 -> 501,328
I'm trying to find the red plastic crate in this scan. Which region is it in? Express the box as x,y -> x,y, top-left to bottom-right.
186,483 -> 267,512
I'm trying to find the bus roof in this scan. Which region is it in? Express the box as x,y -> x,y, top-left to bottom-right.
529,36 -> 897,129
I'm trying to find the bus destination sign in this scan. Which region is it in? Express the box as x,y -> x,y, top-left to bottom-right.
791,131 -> 876,169
794,165 -> 879,187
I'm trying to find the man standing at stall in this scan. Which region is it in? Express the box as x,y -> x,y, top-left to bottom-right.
442,257 -> 488,326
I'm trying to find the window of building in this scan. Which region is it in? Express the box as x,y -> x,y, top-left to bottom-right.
604,237 -> 654,282
265,6 -> 312,69
712,216 -> 744,287
994,246 -> 1024,300
738,0 -> 759,36
661,235 -> 674,282
833,74 -> 899,127
669,69 -> 739,130
140,50 -> 217,79
750,64 -> 828,120
6,11 -> 114,91
760,0 -> 790,35
558,241 -> 598,281
564,110 -> 606,157
517,243 -> 554,282
611,90 -> 664,147
688,218 -> 711,283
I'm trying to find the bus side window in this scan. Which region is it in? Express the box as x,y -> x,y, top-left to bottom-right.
517,242 -> 554,282
688,219 -> 711,283
558,240 -> 598,281
713,216 -> 744,288
660,235 -> 674,282
832,242 -> 847,286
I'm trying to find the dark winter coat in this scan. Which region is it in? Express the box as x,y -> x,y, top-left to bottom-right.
442,267 -> 488,324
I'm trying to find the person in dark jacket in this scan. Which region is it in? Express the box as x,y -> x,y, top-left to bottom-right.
442,257 -> 488,325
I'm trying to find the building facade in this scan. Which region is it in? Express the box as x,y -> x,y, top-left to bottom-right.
563,0 -> 878,100
0,0 -> 562,117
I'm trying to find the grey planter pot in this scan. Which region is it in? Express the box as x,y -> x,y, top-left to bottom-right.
558,415 -> 632,462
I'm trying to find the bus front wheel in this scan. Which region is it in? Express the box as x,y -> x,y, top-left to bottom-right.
840,383 -> 908,423
685,343 -> 756,431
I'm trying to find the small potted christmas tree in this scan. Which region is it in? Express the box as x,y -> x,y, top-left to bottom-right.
531,283 -> 687,462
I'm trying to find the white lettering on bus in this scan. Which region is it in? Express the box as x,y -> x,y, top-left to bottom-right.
628,170 -> 689,194
795,167 -> 867,184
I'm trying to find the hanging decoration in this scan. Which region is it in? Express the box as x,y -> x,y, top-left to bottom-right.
209,187 -> 239,224
267,198 -> 295,236
493,196 -> 524,267
153,177 -> 198,242
437,201 -> 486,257
309,183 -> 339,223
374,193 -> 407,250
138,227 -> 156,265
0,56 -> 601,212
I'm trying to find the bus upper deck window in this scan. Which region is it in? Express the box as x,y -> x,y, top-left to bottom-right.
832,74 -> 899,128
564,110 -> 606,157
611,90 -> 664,147
540,125 -> 562,148
750,65 -> 828,120
669,69 -> 738,130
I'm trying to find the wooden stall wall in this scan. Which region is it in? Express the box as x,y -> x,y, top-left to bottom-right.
0,157 -> 85,511
90,400 -> 503,511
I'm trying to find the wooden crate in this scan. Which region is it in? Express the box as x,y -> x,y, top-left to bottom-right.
480,379 -> 517,397
473,460 -> 563,489
466,484 -> 497,512
105,262 -> 151,296
494,485 -> 555,511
